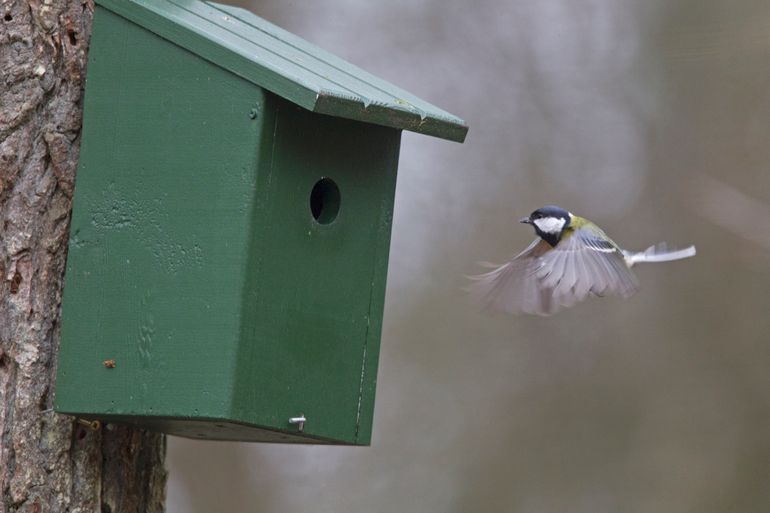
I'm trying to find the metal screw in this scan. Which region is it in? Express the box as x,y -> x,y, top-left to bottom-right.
248,108 -> 259,120
76,418 -> 101,430
288,414 -> 306,432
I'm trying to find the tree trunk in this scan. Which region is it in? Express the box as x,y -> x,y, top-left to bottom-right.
0,2 -> 167,512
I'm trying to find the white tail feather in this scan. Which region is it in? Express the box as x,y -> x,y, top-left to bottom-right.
623,243 -> 696,267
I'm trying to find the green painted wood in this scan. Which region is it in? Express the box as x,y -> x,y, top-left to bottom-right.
73,414 -> 339,443
93,0 -> 468,143
55,7 -> 399,445
231,98 -> 399,445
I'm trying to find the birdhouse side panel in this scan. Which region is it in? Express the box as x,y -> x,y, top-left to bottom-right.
55,7 -> 268,424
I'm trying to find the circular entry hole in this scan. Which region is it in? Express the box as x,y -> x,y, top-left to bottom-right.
309,177 -> 340,224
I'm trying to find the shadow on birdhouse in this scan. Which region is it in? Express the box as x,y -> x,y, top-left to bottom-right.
55,0 -> 467,445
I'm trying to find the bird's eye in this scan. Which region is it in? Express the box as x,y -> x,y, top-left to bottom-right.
532,213 -> 541,219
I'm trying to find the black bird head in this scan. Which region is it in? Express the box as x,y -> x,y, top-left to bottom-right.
520,205 -> 571,247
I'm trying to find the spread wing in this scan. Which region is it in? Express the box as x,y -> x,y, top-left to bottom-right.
467,227 -> 639,316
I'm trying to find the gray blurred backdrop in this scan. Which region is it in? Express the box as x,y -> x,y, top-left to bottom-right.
167,0 -> 770,511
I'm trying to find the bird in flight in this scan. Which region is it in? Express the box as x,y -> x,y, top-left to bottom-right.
467,205 -> 696,316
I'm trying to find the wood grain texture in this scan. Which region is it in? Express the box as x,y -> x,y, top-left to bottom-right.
0,1 -> 166,511
94,0 -> 469,142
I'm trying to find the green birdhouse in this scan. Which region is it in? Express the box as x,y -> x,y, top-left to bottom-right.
54,0 -> 467,445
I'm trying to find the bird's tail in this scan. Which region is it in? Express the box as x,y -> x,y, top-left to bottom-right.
623,243 -> 696,267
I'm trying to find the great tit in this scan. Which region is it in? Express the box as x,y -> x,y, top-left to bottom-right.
468,205 -> 696,316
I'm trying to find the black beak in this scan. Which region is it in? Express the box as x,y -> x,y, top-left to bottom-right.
519,217 -> 532,224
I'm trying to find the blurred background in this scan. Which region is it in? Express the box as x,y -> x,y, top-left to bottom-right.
167,0 -> 770,511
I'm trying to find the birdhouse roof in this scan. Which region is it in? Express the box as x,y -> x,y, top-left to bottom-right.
95,0 -> 468,143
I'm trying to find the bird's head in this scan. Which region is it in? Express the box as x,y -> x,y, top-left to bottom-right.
520,205 -> 572,246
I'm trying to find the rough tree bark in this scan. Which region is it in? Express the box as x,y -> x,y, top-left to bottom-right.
0,2 -> 167,512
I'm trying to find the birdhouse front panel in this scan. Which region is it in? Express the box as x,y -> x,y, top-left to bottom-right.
55,0 -> 466,445
230,99 -> 400,444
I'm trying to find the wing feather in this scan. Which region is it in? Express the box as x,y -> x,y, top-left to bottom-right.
468,227 -> 639,316
571,245 -> 593,300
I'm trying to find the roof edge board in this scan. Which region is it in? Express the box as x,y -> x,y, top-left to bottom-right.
314,93 -> 467,143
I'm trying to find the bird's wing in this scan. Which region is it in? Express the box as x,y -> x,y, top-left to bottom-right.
467,228 -> 639,316
466,238 -> 552,315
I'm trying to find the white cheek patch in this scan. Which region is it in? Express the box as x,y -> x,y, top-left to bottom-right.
533,216 -> 565,234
